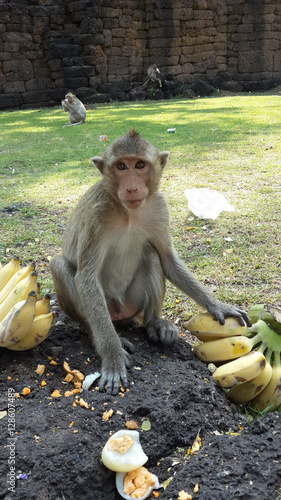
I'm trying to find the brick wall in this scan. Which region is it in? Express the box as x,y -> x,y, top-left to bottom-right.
1,0 -> 281,109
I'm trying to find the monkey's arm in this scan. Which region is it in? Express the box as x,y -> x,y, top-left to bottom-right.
61,101 -> 69,112
159,247 -> 251,327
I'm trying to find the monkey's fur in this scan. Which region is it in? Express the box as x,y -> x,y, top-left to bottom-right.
51,128 -> 250,394
61,92 -> 86,126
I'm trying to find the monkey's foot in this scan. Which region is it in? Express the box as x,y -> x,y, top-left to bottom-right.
146,318 -> 179,344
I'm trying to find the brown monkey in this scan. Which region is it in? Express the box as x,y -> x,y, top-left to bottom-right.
61,92 -> 86,126
147,63 -> 161,82
50,128 -> 250,394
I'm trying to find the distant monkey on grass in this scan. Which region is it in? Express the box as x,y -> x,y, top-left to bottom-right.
51,128 -> 251,394
61,92 -> 86,126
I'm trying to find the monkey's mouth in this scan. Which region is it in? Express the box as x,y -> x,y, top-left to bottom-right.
122,198 -> 145,209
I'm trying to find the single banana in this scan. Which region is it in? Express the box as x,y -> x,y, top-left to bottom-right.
185,312 -> 247,341
8,311 -> 57,351
250,351 -> 281,412
0,257 -> 20,291
0,271 -> 38,322
195,335 -> 253,363
0,262 -> 35,304
227,358 -> 272,404
0,291 -> 37,347
35,294 -> 51,316
212,351 -> 266,388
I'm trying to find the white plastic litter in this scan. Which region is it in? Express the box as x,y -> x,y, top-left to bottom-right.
82,372 -> 101,391
184,188 -> 234,220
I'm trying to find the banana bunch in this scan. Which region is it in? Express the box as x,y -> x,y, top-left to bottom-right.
0,257 -> 57,350
186,306 -> 281,412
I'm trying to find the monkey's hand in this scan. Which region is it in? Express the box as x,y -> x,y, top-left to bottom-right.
146,318 -> 179,344
208,302 -> 251,327
99,348 -> 131,395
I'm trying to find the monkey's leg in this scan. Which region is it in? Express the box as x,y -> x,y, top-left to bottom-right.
50,256 -> 87,326
129,251 -> 179,345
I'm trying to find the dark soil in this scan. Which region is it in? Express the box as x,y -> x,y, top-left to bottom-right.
1,301 -> 280,500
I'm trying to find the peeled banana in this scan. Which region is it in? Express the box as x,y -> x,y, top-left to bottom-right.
213,351 -> 266,388
0,257 -> 20,291
8,311 -> 57,351
0,291 -> 37,347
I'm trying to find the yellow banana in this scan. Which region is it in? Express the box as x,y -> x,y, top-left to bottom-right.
195,336 -> 253,363
0,291 -> 37,347
0,258 -> 20,291
227,358 -> 272,403
0,262 -> 35,304
8,311 -> 57,351
0,271 -> 38,322
212,351 -> 266,388
186,312 -> 247,341
35,294 -> 51,316
250,352 -> 281,412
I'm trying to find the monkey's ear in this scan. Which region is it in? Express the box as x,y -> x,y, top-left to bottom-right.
159,151 -> 169,169
91,156 -> 104,173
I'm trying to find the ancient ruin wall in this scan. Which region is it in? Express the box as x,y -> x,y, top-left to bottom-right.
0,0 -> 281,109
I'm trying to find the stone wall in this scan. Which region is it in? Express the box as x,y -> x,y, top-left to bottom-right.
1,0 -> 281,110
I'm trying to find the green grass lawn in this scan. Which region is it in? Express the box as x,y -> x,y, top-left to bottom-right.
1,93 -> 280,320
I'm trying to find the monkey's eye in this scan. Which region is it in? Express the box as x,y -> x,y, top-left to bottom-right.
135,161 -> 146,169
116,162 -> 127,170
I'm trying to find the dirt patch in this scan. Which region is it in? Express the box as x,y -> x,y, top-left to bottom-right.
0,301 -> 280,500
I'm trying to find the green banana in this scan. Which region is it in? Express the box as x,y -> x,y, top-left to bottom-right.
248,303 -> 281,335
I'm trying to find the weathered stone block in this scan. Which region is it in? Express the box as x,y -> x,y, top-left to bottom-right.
3,59 -> 34,81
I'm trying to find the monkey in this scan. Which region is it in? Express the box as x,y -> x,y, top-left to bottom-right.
147,63 -> 161,82
50,128 -> 251,395
61,92 -> 86,126
137,64 -> 165,90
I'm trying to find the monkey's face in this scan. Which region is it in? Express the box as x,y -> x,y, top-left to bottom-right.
92,129 -> 170,209
65,93 -> 74,104
112,157 -> 150,210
